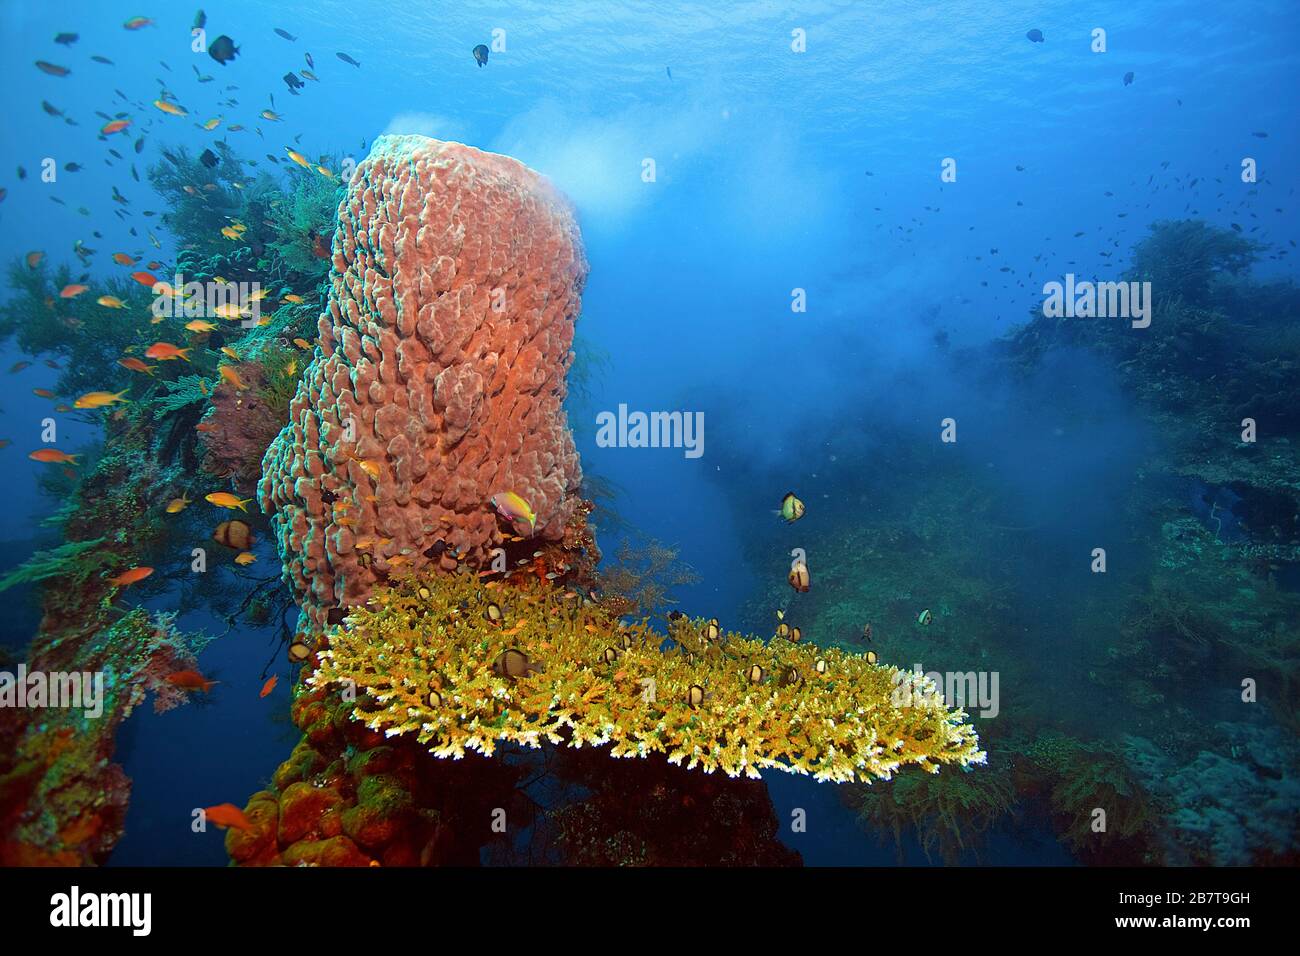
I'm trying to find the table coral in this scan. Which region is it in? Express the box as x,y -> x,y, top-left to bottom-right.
259,135 -> 588,633
307,571 -> 985,784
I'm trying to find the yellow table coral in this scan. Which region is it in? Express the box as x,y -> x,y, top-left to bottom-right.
307,572 -> 985,784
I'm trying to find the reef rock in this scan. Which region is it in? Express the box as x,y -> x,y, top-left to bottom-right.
259,135 -> 588,631
199,361 -> 288,493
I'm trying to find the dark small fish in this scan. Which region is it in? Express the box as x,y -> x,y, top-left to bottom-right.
283,72 -> 304,92
494,648 -> 543,679
90,55 -> 113,65
160,60 -> 171,72
472,44 -> 489,67
666,66 -> 672,80
17,166 -> 26,180
1123,71 -> 1134,86
337,51 -> 360,67
1026,29 -> 1044,42
199,148 -> 218,169
209,35 -> 239,65
108,149 -> 122,160
41,101 -> 63,117
35,61 -> 71,77
54,33 -> 78,46
63,162 -> 82,172
1252,131 -> 1268,138
275,28 -> 297,41
134,135 -> 144,154
194,10 -> 206,29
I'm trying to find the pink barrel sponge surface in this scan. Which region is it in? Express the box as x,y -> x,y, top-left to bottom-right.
259,135 -> 588,631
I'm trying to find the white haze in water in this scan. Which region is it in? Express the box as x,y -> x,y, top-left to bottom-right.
380,112 -> 469,145
491,97 -> 726,224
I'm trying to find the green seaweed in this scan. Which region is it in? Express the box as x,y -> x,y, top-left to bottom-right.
0,538 -> 110,593
850,756 -> 1018,864
153,375 -> 212,417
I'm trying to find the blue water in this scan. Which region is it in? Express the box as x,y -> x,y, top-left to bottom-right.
1,1 -> 1296,866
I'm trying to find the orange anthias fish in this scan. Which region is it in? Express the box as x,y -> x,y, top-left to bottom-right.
32,388 -> 56,398
74,388 -> 130,409
130,270 -> 159,287
29,448 -> 79,464
203,803 -> 252,832
259,675 -> 278,698
166,670 -> 217,693
153,99 -> 187,117
205,492 -> 253,511
111,252 -> 136,265
118,357 -> 157,376
489,491 -> 537,535
144,342 -> 191,362
25,251 -> 43,269
108,566 -> 154,587
218,365 -> 248,390
59,283 -> 89,298
101,119 -> 131,135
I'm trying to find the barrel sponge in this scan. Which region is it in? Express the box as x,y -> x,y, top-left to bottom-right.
259,136 -> 588,632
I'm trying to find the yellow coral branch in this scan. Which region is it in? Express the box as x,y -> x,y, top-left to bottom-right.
305,572 -> 986,784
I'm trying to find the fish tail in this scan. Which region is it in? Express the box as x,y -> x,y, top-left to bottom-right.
178,348 -> 192,362
114,388 -> 131,402
237,498 -> 251,511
